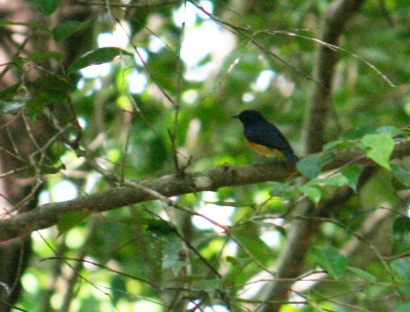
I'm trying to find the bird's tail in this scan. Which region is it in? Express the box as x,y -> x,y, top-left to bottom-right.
283,151 -> 299,164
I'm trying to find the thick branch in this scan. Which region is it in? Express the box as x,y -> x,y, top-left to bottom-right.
0,139 -> 409,243
263,1 -> 368,311
304,0 -> 366,154
0,161 -> 292,242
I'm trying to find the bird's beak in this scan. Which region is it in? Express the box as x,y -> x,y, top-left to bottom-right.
232,115 -> 238,119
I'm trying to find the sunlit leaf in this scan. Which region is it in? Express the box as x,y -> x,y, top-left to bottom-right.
68,47 -> 133,73
361,133 -> 394,169
311,246 -> 347,280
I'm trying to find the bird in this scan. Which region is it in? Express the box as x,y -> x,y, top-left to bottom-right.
233,109 -> 299,163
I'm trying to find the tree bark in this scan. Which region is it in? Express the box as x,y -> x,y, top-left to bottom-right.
261,1 -> 367,311
0,1 -> 94,309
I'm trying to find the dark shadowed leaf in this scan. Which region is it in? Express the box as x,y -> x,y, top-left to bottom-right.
311,246 -> 347,280
341,164 -> 364,192
24,0 -> 62,16
52,20 -> 92,42
392,164 -> 410,187
57,210 -> 92,236
347,266 -> 377,282
296,153 -> 333,179
390,259 -> 410,294
393,216 -> 410,239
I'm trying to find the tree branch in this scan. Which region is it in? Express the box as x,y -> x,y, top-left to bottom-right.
304,0 -> 367,154
261,1 -> 370,311
1,138 -> 410,243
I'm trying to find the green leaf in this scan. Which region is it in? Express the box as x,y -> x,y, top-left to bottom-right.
376,125 -> 402,137
347,267 -> 377,282
57,210 -> 92,236
24,0 -> 62,16
231,224 -> 273,265
26,51 -> 63,61
111,276 -> 127,304
141,216 -> 178,236
341,127 -> 369,140
67,47 -> 133,73
311,246 -> 347,280
171,275 -> 207,283
269,181 -> 292,197
0,18 -> 47,29
296,153 -> 333,179
298,184 -> 321,204
361,133 -> 394,169
226,256 -> 251,269
322,140 -> 342,151
52,20 -> 92,42
392,216 -> 410,239
322,175 -> 348,187
390,259 -> 410,294
0,100 -> 25,114
392,164 -> 410,186
197,278 -> 221,290
396,303 -> 410,312
171,276 -> 221,290
341,164 -> 364,191
0,84 -> 22,101
26,74 -> 72,112
161,234 -> 182,269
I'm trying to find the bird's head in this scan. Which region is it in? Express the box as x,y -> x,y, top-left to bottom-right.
233,109 -> 266,125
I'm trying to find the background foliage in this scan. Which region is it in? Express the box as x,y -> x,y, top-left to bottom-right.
0,0 -> 410,311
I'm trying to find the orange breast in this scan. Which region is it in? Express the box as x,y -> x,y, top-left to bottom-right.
245,139 -> 284,157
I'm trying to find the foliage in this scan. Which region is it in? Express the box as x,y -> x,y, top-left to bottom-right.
0,0 -> 409,311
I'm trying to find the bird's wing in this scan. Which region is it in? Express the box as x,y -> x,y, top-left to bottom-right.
244,122 -> 294,153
